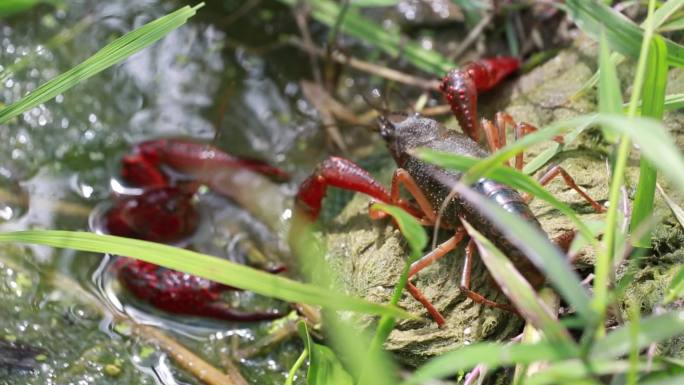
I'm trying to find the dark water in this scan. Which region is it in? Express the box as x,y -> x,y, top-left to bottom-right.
0,1 -> 339,384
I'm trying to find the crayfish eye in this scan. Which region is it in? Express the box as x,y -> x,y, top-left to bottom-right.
378,116 -> 396,140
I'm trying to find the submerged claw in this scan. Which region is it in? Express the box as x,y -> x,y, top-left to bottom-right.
122,138 -> 290,188
116,259 -> 285,322
104,187 -> 198,243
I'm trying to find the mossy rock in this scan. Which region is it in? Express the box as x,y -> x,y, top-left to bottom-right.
320,35 -> 684,366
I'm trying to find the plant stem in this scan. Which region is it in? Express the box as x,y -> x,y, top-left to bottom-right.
593,0 -> 657,335
285,349 -> 308,385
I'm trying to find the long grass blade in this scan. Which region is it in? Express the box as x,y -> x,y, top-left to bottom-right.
525,359 -> 662,385
0,230 -> 409,317
590,310 -> 684,359
0,4 -> 203,124
275,0 -> 452,75
464,220 -> 574,343
446,182 -> 594,322
401,341 -> 578,385
415,148 -> 595,243
630,36 -> 668,247
298,321 -> 354,385
359,203 -> 427,385
598,30 -> 623,143
565,0 -> 684,67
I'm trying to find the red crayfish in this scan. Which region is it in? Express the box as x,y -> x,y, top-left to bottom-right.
93,138 -> 289,322
295,57 -> 605,326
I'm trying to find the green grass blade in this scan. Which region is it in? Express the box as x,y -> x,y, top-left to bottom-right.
0,4 -> 203,124
446,182 -> 594,322
401,341 -> 578,385
641,375 -> 684,385
598,30 -> 623,143
663,93 -> 684,110
456,114 -> 684,200
525,359 -> 662,385
630,35 -> 668,247
461,116 -> 597,185
275,0 -> 452,75
652,0 -> 684,29
360,203 -> 427,385
659,16 -> 684,31
596,114 -> 684,196
298,321 -> 354,385
370,203 -> 427,262
565,0 -> 684,67
464,221 -> 575,343
0,230 -> 409,318
596,0 -> 657,334
590,311 -> 684,359
415,149 -> 595,243
522,123 -> 588,175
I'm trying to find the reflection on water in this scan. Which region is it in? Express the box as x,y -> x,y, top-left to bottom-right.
0,1 -> 316,384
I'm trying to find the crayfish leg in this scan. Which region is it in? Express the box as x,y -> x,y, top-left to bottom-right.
459,239 -> 518,314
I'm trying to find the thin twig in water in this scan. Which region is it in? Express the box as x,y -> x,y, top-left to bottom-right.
220,355 -> 251,385
301,80 -> 348,152
235,320 -> 299,359
220,0 -> 261,28
289,38 -> 440,90
48,268 -> 242,385
448,12 -> 493,61
293,4 -> 323,86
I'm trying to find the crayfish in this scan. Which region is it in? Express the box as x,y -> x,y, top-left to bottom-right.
91,138 -> 289,322
295,57 -> 605,326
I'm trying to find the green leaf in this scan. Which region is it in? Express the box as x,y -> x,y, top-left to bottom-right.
659,16 -> 684,32
641,374 -> 684,385
598,30 -> 623,143
630,35 -> 668,247
401,341 -> 578,385
360,203 -> 427,385
0,4 -> 204,124
463,220 -> 575,343
652,0 -> 684,30
522,122 -> 589,175
370,202 -> 427,262
0,230 -> 409,318
590,311 -> 684,359
460,114 -> 684,202
275,0 -> 452,75
663,93 -> 684,110
525,359 -> 663,385
298,321 -> 354,385
565,0 -> 684,67
415,149 -> 595,244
